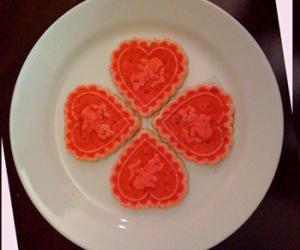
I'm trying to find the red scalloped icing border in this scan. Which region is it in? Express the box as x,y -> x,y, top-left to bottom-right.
64,84 -> 140,160
110,130 -> 188,208
110,38 -> 188,118
153,84 -> 234,164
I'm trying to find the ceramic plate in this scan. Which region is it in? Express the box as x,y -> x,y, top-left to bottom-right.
10,0 -> 283,249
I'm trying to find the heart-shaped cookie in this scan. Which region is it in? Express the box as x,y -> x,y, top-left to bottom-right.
65,84 -> 140,160
110,130 -> 187,208
110,38 -> 188,117
153,84 -> 234,164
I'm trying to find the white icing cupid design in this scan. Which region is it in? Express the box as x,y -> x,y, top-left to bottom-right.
80,104 -> 114,140
130,57 -> 165,92
178,106 -> 213,143
128,154 -> 164,190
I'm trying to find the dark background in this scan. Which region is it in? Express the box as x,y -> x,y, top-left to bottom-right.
1,0 -> 299,249
294,0 -> 300,159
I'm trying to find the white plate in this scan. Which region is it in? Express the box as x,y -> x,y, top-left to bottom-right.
10,0 -> 283,249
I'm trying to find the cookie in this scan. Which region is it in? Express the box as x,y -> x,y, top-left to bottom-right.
153,84 -> 234,164
110,130 -> 187,208
110,38 -> 188,117
64,84 -> 140,160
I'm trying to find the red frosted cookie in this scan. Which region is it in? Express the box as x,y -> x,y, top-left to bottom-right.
65,84 -> 140,160
110,38 -> 188,117
110,130 -> 187,208
153,84 -> 234,164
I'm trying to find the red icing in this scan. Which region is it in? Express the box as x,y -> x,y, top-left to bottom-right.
153,84 -> 234,164
65,84 -> 140,160
110,130 -> 187,208
110,38 -> 187,117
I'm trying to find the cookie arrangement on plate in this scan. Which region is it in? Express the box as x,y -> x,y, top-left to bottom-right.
64,38 -> 234,209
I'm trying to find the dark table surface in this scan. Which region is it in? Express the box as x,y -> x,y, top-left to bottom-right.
1,0 -> 299,249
